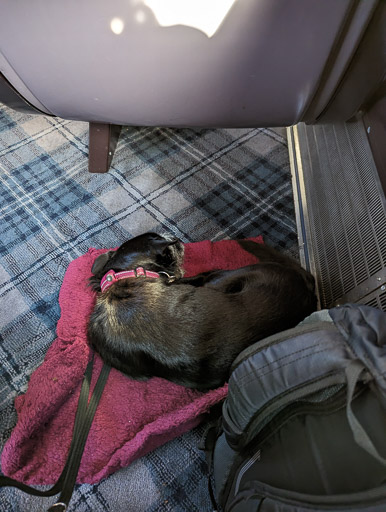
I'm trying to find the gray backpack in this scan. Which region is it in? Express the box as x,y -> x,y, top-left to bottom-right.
205,304 -> 386,512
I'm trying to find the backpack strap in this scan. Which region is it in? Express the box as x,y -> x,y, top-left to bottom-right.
199,403 -> 225,512
345,359 -> 386,467
330,304 -> 386,397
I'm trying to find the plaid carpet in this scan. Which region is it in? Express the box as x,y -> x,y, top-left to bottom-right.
0,104 -> 297,511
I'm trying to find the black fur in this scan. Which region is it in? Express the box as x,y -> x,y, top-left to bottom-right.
87,233 -> 317,390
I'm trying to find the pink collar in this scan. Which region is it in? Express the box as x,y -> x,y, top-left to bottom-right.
100,267 -> 161,292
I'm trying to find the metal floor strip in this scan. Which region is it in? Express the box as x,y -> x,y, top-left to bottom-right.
288,120 -> 386,311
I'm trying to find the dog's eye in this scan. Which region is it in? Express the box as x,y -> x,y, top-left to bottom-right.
157,249 -> 172,263
225,278 -> 245,294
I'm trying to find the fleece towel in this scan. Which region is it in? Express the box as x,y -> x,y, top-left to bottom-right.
1,237 -> 262,485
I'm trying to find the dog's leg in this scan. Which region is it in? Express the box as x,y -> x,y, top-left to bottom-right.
178,270 -> 227,287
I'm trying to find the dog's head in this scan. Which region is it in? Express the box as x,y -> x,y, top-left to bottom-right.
89,232 -> 185,291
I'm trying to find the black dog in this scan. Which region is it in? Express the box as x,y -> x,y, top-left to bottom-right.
88,233 -> 317,390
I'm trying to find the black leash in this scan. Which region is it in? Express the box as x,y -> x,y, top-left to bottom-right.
0,355 -> 111,511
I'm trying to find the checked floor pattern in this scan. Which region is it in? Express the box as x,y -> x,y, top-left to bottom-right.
0,104 -> 297,511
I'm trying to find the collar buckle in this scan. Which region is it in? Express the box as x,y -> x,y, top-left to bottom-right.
158,271 -> 176,283
134,267 -> 146,278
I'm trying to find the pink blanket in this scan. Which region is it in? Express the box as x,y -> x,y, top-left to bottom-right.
2,237 -> 262,485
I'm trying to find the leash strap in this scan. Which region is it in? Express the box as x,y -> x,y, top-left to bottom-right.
345,360 -> 386,467
0,355 -> 111,512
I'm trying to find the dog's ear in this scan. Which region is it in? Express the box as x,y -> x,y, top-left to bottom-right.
152,238 -> 179,247
151,239 -> 181,264
152,238 -> 178,253
91,250 -> 115,275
